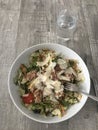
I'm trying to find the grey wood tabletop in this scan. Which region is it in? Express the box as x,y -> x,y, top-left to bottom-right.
0,0 -> 98,130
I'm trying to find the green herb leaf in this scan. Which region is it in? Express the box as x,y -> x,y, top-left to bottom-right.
52,55 -> 62,62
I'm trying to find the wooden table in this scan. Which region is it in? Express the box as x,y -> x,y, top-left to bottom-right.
0,0 -> 98,130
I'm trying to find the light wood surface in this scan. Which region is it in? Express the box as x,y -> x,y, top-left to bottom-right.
0,0 -> 98,130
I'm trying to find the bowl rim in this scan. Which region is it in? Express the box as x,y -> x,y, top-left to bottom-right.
8,43 -> 90,123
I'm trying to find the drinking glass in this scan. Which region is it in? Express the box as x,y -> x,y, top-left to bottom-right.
56,9 -> 77,41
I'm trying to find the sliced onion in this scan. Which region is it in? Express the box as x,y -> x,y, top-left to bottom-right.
57,59 -> 67,69
65,67 -> 77,77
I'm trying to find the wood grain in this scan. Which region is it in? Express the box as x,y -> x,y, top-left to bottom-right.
0,0 -> 98,130
0,0 -> 21,10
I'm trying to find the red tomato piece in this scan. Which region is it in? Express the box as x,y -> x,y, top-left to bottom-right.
22,93 -> 34,104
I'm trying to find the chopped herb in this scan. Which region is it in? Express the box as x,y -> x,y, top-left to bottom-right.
28,63 -> 40,71
52,55 -> 62,62
20,84 -> 29,94
60,100 -> 70,107
68,60 -> 76,67
13,77 -> 18,85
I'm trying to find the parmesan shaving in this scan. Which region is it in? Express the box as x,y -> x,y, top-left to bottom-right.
57,58 -> 67,69
43,87 -> 53,97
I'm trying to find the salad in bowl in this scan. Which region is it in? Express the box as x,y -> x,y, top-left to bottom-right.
14,49 -> 84,117
8,43 -> 90,123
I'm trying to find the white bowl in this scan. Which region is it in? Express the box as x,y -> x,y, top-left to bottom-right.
8,43 -> 90,123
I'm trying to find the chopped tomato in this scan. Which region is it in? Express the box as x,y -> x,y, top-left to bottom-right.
22,93 -> 34,104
